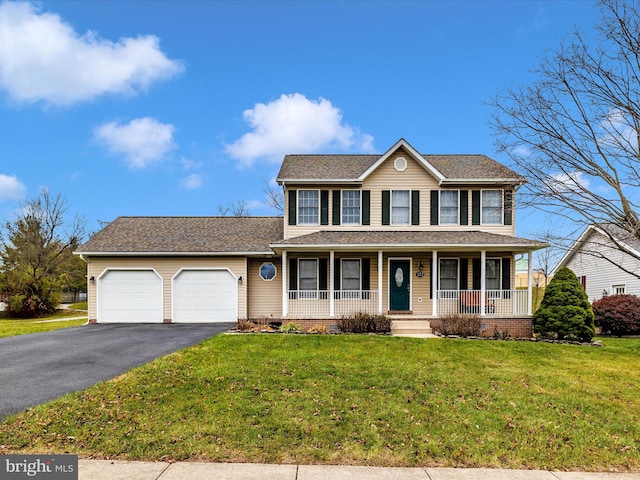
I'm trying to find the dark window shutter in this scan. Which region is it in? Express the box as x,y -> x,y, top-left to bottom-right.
502,258 -> 511,298
460,190 -> 469,225
289,258 -> 298,298
460,258 -> 468,290
580,275 -> 587,290
288,190 -> 297,225
472,258 -> 481,290
321,190 -> 329,225
472,190 -> 481,225
504,190 -> 513,226
411,190 -> 420,225
334,258 -> 341,293
319,258 -> 328,291
430,256 -> 436,298
362,258 -> 370,290
430,190 -> 439,225
362,190 -> 370,225
332,190 -> 341,225
382,190 -> 390,225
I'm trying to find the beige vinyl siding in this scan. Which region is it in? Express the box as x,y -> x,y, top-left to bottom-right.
247,258 -> 283,319
87,256 -> 247,322
283,149 -> 517,238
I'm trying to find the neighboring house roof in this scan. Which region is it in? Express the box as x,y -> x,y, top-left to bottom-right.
76,216 -> 284,255
277,138 -> 526,185
553,223 -> 640,275
271,230 -> 546,252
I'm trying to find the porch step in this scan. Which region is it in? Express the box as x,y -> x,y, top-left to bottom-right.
391,320 -> 437,338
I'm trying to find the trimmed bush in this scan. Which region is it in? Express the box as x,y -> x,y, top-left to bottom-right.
592,294 -> 640,336
431,314 -> 481,337
533,267 -> 595,342
337,312 -> 391,334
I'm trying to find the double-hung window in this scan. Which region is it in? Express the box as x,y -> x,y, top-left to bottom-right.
391,190 -> 410,225
342,190 -> 361,225
341,259 -> 361,299
485,258 -> 501,297
440,190 -> 459,225
482,190 -> 502,224
298,259 -> 318,298
439,258 -> 459,298
298,190 -> 319,225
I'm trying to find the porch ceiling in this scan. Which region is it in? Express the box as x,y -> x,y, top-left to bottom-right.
271,230 -> 547,253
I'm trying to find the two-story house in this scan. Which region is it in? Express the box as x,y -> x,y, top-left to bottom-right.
76,138 -> 545,337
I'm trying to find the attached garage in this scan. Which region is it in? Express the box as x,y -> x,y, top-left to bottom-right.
98,269 -> 163,323
173,269 -> 238,323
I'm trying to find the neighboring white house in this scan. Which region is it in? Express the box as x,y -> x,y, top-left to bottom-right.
554,224 -> 640,302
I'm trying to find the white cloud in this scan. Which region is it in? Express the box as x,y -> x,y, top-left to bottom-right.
94,117 -> 176,168
0,1 -> 183,106
0,173 -> 27,202
547,171 -> 590,194
179,173 -> 203,190
226,93 -> 375,168
180,157 -> 203,171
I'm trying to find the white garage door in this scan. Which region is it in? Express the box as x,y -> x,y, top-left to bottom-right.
173,269 -> 237,323
98,270 -> 163,323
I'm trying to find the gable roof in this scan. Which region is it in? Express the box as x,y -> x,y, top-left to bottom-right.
553,223 -> 640,274
277,138 -> 526,186
76,216 -> 284,255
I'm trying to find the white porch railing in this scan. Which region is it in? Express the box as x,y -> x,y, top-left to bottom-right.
287,290 -> 379,318
436,289 -> 529,316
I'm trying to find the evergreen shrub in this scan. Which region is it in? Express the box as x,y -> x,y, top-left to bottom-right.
533,267 -> 595,342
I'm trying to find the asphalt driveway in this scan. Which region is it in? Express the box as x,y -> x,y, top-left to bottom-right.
0,323 -> 233,419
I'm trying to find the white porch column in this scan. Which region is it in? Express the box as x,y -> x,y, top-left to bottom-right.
330,250 -> 335,317
432,250 -> 438,316
527,251 -> 533,316
480,250 -> 486,316
282,250 -> 288,317
378,250 -> 383,314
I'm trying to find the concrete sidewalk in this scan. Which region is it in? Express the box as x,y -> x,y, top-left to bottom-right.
78,460 -> 640,480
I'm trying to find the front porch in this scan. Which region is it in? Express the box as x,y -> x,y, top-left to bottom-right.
286,288 -> 530,318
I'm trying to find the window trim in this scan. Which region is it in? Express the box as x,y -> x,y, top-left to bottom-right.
612,284 -> 626,295
297,190 -> 320,226
485,257 -> 502,298
298,258 -> 319,298
439,190 -> 460,225
438,258 -> 459,295
259,262 -> 277,281
341,190 -> 361,226
481,189 -> 503,225
341,258 -> 361,292
391,189 -> 411,226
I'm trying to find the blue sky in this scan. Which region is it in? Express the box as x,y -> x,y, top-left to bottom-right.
0,0 -> 600,241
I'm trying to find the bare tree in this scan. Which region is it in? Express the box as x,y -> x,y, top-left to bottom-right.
217,199 -> 250,217
263,179 -> 284,213
490,0 -> 640,273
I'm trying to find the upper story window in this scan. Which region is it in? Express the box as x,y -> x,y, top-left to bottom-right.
440,190 -> 459,225
342,190 -> 361,225
298,190 -> 319,225
392,190 -> 410,225
482,190 -> 503,225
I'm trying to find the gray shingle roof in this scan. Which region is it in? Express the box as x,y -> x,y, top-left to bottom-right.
272,230 -> 546,250
277,154 -> 525,183
76,216 -> 284,254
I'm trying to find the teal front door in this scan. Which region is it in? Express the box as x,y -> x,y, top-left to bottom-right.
390,260 -> 410,311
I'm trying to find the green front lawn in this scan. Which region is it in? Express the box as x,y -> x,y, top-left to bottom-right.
1,335 -> 638,471
0,310 -> 87,338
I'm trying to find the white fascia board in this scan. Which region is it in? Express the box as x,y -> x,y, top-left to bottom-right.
271,243 -> 544,252
357,138 -> 446,183
441,178 -> 526,186
77,251 -> 275,257
276,178 -> 362,185
551,224 -> 596,276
